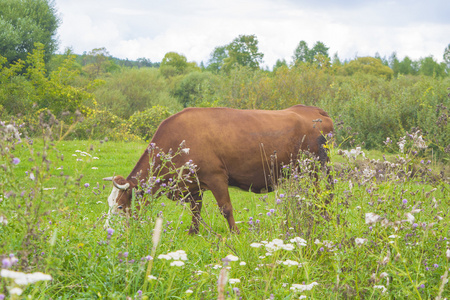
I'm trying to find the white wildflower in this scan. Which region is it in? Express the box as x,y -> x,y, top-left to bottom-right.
10,287 -> 23,295
229,278 -> 240,284
169,250 -> 188,261
212,264 -> 221,270
250,242 -> 263,248
281,244 -> 295,251
299,296 -> 307,299
410,209 -> 422,214
0,215 -> 7,225
446,249 -> 450,259
91,167 -> 98,170
374,285 -> 387,294
397,137 -> 406,153
355,238 -> 367,246
1,269 -> 52,285
224,254 -> 239,262
158,254 -> 172,260
282,259 -> 300,266
388,235 -> 398,239
148,275 -> 157,280
290,237 -> 307,246
404,213 -> 415,224
365,213 -> 381,224
170,260 -> 185,267
239,261 -> 246,266
290,282 -> 319,292
181,148 -> 190,154
185,289 -> 193,294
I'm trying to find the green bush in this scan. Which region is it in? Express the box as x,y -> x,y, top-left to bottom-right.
126,105 -> 172,142
94,68 -> 182,119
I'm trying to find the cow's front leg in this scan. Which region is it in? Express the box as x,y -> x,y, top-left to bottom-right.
188,193 -> 203,235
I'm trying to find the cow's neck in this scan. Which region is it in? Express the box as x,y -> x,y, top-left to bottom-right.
126,150 -> 151,187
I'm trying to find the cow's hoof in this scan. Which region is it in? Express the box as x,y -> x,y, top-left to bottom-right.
188,227 -> 199,235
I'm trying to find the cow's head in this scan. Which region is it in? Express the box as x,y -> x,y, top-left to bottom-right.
103,175 -> 136,227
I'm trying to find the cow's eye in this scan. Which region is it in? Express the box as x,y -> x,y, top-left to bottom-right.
118,206 -> 123,210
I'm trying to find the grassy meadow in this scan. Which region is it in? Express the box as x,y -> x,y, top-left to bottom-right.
1,127 -> 449,299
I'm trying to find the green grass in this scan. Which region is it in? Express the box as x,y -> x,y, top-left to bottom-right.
1,136 -> 449,299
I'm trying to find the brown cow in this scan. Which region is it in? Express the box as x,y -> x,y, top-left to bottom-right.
104,105 -> 333,234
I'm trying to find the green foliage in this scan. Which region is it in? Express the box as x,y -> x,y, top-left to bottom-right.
206,45 -> 228,73
159,52 -> 199,78
293,40 -> 330,65
94,67 -> 182,119
419,56 -> 447,77
68,109 -> 126,140
81,47 -> 116,78
223,34 -> 264,71
338,57 -> 394,79
0,43 -> 96,119
126,105 -> 171,141
172,71 -> 218,107
0,0 -> 59,64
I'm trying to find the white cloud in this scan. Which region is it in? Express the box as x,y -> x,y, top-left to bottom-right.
54,0 -> 450,67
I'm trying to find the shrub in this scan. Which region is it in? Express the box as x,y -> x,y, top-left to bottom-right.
126,106 -> 172,142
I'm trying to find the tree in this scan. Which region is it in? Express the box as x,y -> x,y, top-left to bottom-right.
82,48 -> 113,78
273,59 -> 287,72
0,0 -> 59,64
292,40 -> 310,64
419,56 -> 446,77
397,56 -> 418,75
206,46 -> 228,72
293,41 -> 329,65
310,41 -> 329,60
159,52 -> 199,78
444,44 -> 450,73
222,35 -> 264,70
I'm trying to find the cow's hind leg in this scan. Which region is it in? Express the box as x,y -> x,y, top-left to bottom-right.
207,176 -> 239,233
188,192 -> 203,235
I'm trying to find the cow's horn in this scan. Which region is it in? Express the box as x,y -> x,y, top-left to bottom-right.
103,177 -> 113,181
113,180 -> 130,190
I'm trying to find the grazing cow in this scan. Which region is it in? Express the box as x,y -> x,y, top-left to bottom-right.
104,105 -> 333,234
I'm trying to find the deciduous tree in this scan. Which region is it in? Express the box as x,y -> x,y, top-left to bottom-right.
0,0 -> 59,64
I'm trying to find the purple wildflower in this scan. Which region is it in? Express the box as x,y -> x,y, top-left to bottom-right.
402,199 -> 408,204
107,228 -> 114,235
84,183 -> 90,188
2,258 -> 12,269
12,157 -> 20,165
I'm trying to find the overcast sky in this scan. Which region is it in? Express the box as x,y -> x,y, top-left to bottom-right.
54,0 -> 450,68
